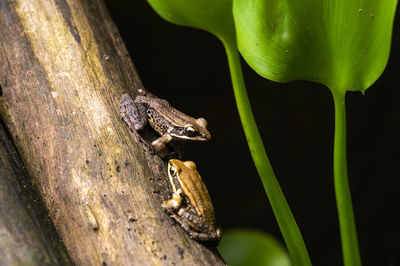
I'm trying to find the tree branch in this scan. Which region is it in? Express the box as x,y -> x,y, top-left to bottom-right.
0,0 -> 224,264
0,122 -> 72,265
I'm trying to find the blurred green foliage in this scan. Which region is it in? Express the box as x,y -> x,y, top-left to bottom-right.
218,229 -> 291,266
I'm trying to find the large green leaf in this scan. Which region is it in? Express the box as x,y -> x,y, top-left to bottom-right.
146,1 -> 312,264
233,0 -> 398,92
218,229 -> 291,266
147,0 -> 235,42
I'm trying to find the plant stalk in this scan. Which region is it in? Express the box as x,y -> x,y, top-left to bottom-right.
331,90 -> 361,266
223,40 -> 311,266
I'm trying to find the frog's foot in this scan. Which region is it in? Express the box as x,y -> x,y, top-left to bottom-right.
166,212 -> 193,234
187,228 -> 222,242
152,134 -> 173,159
162,191 -> 183,211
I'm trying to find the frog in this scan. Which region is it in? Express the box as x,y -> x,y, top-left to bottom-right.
162,159 -> 221,241
120,89 -> 211,158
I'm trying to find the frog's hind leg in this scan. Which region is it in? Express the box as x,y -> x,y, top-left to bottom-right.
120,94 -> 147,131
170,213 -> 219,241
120,94 -> 153,151
166,208 -> 219,241
186,228 -> 220,242
166,212 -> 201,239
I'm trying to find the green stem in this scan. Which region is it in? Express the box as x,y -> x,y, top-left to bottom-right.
223,41 -> 311,266
332,90 -> 361,266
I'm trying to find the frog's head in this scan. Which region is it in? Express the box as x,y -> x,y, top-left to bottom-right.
168,159 -> 184,192
168,159 -> 198,191
168,159 -> 181,180
168,159 -> 197,178
171,118 -> 211,141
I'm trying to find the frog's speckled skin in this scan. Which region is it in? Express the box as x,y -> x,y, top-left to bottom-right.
162,159 -> 221,242
120,90 -> 210,158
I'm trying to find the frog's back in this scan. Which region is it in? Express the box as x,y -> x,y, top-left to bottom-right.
193,179 -> 216,225
176,161 -> 217,224
137,94 -> 203,127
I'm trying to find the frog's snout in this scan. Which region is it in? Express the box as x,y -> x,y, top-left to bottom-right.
201,132 -> 211,140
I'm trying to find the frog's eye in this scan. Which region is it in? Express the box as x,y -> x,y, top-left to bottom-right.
184,126 -> 197,137
169,165 -> 176,177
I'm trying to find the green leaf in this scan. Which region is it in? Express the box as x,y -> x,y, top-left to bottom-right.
233,0 -> 398,93
147,0 -> 235,43
218,228 -> 292,266
146,1 -> 312,264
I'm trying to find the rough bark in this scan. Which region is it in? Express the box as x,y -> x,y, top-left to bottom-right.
0,0 -> 225,265
0,122 -> 72,265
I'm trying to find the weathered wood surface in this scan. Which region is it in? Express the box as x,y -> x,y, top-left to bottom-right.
0,122 -> 72,265
0,0 -> 225,265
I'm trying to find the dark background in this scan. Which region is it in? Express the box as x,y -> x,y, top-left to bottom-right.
104,2 -> 400,265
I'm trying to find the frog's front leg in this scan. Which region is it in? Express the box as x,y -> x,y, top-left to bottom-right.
162,189 -> 183,211
152,133 -> 173,158
162,191 -> 202,238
